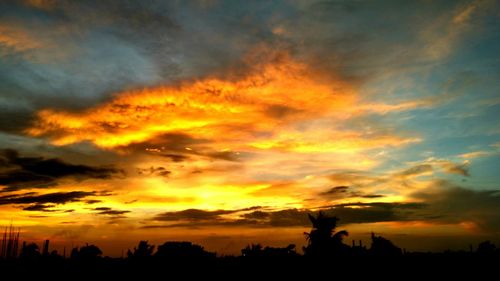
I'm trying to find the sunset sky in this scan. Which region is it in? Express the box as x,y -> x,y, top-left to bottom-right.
1,0 -> 499,256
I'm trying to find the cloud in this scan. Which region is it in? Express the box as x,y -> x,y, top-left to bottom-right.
0,0 -> 185,137
0,190 -> 100,212
411,183 -> 500,231
459,151 -> 492,159
397,164 -> 433,177
0,149 -> 122,191
137,166 -> 171,178
119,132 -> 242,163
25,53 -> 349,147
26,51 -> 420,157
145,184 -> 500,233
241,210 -> 269,220
153,206 -> 262,222
420,0 -> 494,60
318,185 -> 384,199
160,154 -> 189,163
147,203 -> 424,229
443,162 -> 470,177
22,203 -> 57,212
319,186 -> 349,196
92,207 -> 130,216
325,160 -> 471,196
0,23 -> 45,53
154,209 -> 239,222
430,160 -> 470,177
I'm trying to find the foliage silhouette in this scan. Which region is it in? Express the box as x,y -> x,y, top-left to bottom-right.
370,232 -> 402,257
154,241 -> 215,259
2,217 -> 500,279
241,243 -> 297,258
127,240 -> 155,259
303,211 -> 349,257
70,244 -> 103,260
19,242 -> 41,259
477,240 -> 496,256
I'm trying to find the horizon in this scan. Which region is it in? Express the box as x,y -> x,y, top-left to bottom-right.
0,0 -> 499,257
2,219 -> 498,258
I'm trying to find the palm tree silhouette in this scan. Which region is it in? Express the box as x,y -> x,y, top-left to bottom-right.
303,211 -> 348,257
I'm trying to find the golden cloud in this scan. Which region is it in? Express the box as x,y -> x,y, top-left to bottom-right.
27,52 -> 419,155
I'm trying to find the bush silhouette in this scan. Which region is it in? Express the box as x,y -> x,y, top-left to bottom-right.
154,241 -> 215,259
242,243 -> 297,258
71,244 -> 103,260
477,241 -> 496,256
370,232 -> 402,257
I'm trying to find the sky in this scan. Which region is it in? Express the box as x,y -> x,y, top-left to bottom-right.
0,0 -> 499,256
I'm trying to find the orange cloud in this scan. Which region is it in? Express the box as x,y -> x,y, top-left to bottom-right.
0,24 -> 44,53
20,52 -> 429,226
27,52 -> 418,155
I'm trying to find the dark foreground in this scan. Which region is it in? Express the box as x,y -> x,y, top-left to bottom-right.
1,254 -> 499,279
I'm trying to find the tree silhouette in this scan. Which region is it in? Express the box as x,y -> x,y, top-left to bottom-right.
370,232 -> 402,257
241,243 -> 263,257
477,241 -> 496,256
19,243 -> 41,259
71,244 -> 103,260
127,240 -> 155,259
154,242 -> 215,259
241,243 -> 297,258
303,211 -> 349,257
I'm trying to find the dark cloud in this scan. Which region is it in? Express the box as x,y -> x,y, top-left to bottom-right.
154,206 -> 262,222
93,207 -> 112,211
0,149 -> 122,191
161,153 -> 189,163
148,185 -> 500,232
22,203 -> 74,213
264,104 -> 301,119
360,194 -> 385,198
267,209 -> 311,227
204,151 -> 240,162
398,164 -> 433,177
319,186 -> 349,196
101,210 -> 129,215
147,203 -> 416,228
137,166 -> 171,178
241,211 -> 270,220
329,202 -> 428,224
22,203 -> 57,212
154,208 -> 235,222
0,191 -> 97,205
92,207 -> 130,216
411,184 -> 500,231
319,185 -> 385,199
119,132 -> 245,163
122,133 -> 205,155
84,199 -> 102,204
0,190 -> 102,212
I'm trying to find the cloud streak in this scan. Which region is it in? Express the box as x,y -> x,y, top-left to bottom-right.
0,149 -> 122,191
